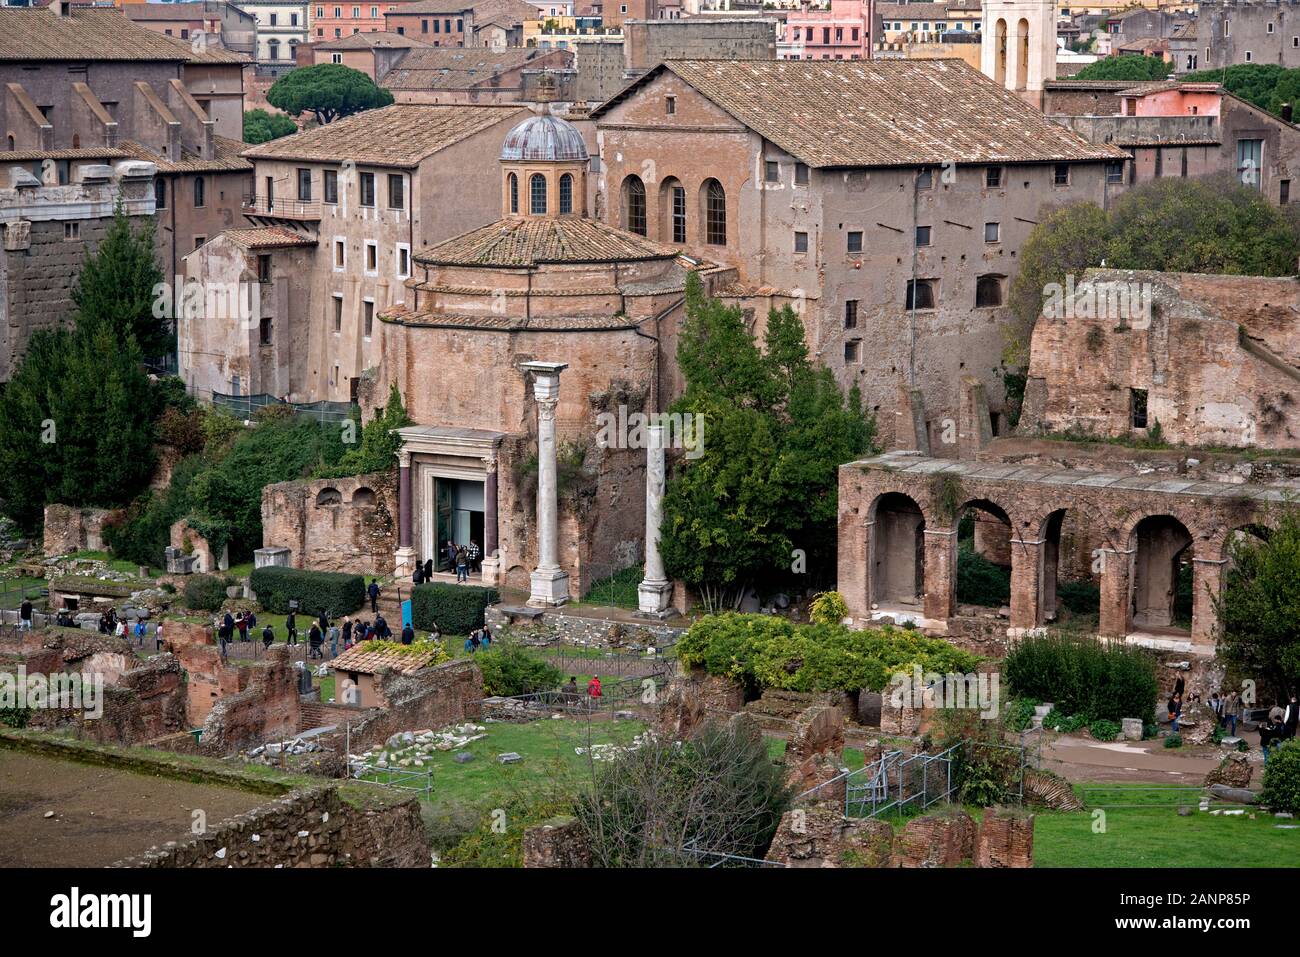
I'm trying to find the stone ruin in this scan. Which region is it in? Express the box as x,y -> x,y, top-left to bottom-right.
1204,752 -> 1254,790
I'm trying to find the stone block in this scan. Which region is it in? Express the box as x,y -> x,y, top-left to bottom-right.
1121,717 -> 1144,741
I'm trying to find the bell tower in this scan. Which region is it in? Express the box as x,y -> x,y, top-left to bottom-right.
981,0 -> 1056,108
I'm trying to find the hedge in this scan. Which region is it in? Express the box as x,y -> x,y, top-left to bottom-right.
1003,633 -> 1157,723
249,566 -> 365,617
676,613 -> 981,695
184,574 -> 231,612
410,582 -> 499,636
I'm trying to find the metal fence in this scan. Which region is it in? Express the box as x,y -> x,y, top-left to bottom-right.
482,675 -> 656,721
353,763 -> 434,801
210,391 -> 359,425
841,745 -> 960,819
531,644 -> 675,685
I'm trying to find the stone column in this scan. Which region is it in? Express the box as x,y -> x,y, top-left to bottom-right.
522,361 -> 570,606
637,421 -> 672,616
394,447 -> 416,575
922,527 -> 957,622
1098,546 -> 1134,638
840,516 -> 872,625
1191,556 -> 1227,647
480,452 -> 501,587
1008,537 -> 1044,634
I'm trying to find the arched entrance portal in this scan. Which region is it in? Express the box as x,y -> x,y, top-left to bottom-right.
1131,515 -> 1193,631
871,492 -> 925,607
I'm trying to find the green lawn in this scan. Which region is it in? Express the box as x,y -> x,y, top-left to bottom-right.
1033,783 -> 1300,867
765,737 -> 868,771
0,577 -> 45,610
358,717 -> 646,808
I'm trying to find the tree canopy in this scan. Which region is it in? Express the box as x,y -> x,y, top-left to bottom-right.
1215,510 -> 1300,699
266,64 -> 394,125
72,205 -> 170,358
1073,54 -> 1172,81
1184,63 -> 1300,118
1006,176 -> 1300,365
243,108 -> 298,144
659,273 -> 876,610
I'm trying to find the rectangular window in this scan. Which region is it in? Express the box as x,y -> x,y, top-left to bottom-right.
1283,179 -> 1292,204
365,240 -> 378,273
193,176 -> 206,208
1238,138 -> 1263,188
916,225 -> 932,246
260,316 -> 273,346
359,172 -> 375,207
794,231 -> 808,253
63,221 -> 80,241
1106,161 -> 1124,184
297,168 -> 312,201
984,221 -> 1000,243
1131,388 -> 1148,429
1053,163 -> 1070,186
334,238 -> 345,269
671,185 -> 686,244
1154,147 -> 1163,177
333,295 -> 343,332
916,168 -> 933,189
363,299 -> 374,338
847,231 -> 863,253
794,162 -> 809,185
844,299 -> 858,329
258,254 -> 272,283
985,166 -> 1002,188
388,173 -> 404,209
324,169 -> 338,204
905,279 -> 936,310
397,243 -> 411,278
765,160 -> 779,183
844,340 -> 860,363
154,178 -> 166,209
665,95 -> 676,114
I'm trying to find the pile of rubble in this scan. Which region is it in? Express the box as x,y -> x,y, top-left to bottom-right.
349,724 -> 488,774
574,730 -> 657,762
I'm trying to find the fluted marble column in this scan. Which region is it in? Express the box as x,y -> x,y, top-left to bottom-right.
480,452 -> 501,586
522,361 -> 569,606
394,447 -> 416,575
638,421 -> 672,616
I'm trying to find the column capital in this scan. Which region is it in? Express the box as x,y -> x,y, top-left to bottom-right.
520,360 -> 568,403
482,454 -> 498,474
398,449 -> 411,468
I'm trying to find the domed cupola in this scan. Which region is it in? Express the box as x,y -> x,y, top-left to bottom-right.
500,98 -> 588,220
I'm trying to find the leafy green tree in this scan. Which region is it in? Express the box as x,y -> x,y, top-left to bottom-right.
1073,54 -> 1171,81
242,108 -> 298,144
71,205 -> 169,358
1007,177 -> 1300,369
315,382 -> 413,478
1215,509 -> 1300,698
660,274 -> 876,610
1184,63 -> 1300,117
0,325 -> 158,531
266,64 -> 394,125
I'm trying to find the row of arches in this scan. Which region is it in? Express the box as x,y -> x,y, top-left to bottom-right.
316,486 -> 376,507
620,175 -> 726,246
991,18 -> 1030,93
506,171 -> 576,216
863,489 -> 1269,643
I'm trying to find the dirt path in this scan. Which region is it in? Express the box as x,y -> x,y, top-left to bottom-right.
0,750 -> 269,867
1040,734 -> 1250,785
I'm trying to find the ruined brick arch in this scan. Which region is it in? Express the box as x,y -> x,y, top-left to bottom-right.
315,487 -> 342,507
1205,519 -> 1275,564
351,486 -> 376,507
868,490 -> 927,607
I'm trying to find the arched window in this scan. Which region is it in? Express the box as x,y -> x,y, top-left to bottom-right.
316,487 -> 342,506
622,175 -> 646,236
975,274 -> 1004,308
529,173 -> 547,215
351,487 -> 376,507
508,172 -> 518,214
660,177 -> 685,244
703,178 -> 726,245
559,173 -> 573,214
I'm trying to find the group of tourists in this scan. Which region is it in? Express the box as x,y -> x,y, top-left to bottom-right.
462,624 -> 493,653
1168,674 -> 1300,763
409,541 -> 482,585
92,606 -> 164,651
1257,694 -> 1299,763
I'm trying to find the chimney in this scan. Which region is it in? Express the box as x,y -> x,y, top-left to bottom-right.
1284,102 -> 1294,123
51,0 -> 72,17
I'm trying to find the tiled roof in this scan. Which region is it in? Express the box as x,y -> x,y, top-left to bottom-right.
414,216 -> 679,267
381,304 -> 645,331
384,47 -> 559,89
594,59 -> 1125,168
315,31 -> 433,50
118,136 -> 253,174
877,3 -> 949,19
330,642 -> 444,675
124,3 -> 217,21
243,103 -> 527,168
221,226 -> 318,248
385,0 -> 470,12
0,8 -> 193,61
156,33 -> 254,64
471,0 -> 539,29
0,147 -> 130,162
1171,20 -> 1197,39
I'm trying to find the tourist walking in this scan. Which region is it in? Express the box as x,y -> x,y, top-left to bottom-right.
564,676 -> 579,705
235,612 -> 248,643
328,622 -> 340,658
155,622 -> 164,652
468,540 -> 481,573
1168,692 -> 1182,734
374,613 -> 390,639
1223,690 -> 1240,737
262,623 -> 275,650
587,675 -> 602,712
308,621 -> 323,659
413,563 -> 424,585
455,546 -> 469,583
469,628 -> 481,653
1286,694 -> 1299,740
341,617 -> 353,649
401,622 -> 415,646
444,540 -> 457,572
423,558 -> 433,581
286,610 -> 298,645
18,598 -> 32,632
367,578 -> 381,613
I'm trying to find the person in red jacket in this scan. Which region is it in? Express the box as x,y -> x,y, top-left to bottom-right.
587,675 -> 602,712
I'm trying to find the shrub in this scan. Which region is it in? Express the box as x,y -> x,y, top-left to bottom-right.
1042,708 -> 1085,734
475,646 -> 564,696
1164,733 -> 1183,749
809,590 -> 850,626
410,582 -> 499,635
184,573 -> 231,612
249,566 -> 364,617
440,792 -> 576,868
1003,633 -> 1157,723
1006,697 -> 1039,732
1088,718 -> 1121,742
1056,579 -> 1101,616
956,542 -> 1011,607
1262,741 -> 1300,812
676,613 -> 981,696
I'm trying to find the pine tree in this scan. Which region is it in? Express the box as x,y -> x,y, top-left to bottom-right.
71,205 -> 170,358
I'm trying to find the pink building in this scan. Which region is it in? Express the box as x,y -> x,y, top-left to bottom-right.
779,0 -> 873,60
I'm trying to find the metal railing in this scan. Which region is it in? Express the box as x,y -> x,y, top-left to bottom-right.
210,391 -> 359,425
350,762 -> 434,802
842,744 -> 960,819
241,194 -> 322,220
481,674 -> 655,721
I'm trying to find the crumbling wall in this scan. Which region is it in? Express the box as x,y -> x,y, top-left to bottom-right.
973,807 -> 1034,868
42,504 -> 113,556
319,659 -> 483,753
200,647 -> 300,754
261,472 -> 396,574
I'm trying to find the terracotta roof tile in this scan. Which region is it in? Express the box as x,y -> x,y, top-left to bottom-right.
330,642 -> 444,675
414,216 -> 679,267
118,135 -> 252,174
0,147 -> 131,162
315,31 -> 434,50
222,226 -> 318,249
594,59 -> 1125,167
243,103 -> 526,168
384,47 -> 565,89
469,0 -> 539,28
0,8 -> 193,61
